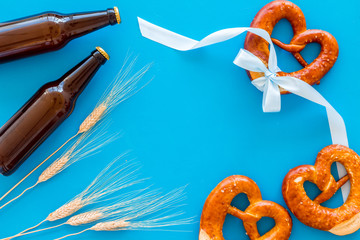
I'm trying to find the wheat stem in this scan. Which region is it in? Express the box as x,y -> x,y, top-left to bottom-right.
0,183 -> 38,210
54,229 -> 89,240
10,223 -> 66,238
0,134 -> 78,204
0,219 -> 47,240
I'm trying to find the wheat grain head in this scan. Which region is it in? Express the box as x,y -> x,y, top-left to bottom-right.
47,156 -> 142,224
90,220 -> 130,231
37,123 -> 117,185
77,57 -> 152,135
37,155 -> 70,183
46,197 -> 84,222
78,103 -> 107,134
66,210 -> 104,226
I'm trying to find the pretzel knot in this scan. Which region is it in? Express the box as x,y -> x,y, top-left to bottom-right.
283,145 -> 360,235
199,175 -> 292,240
244,0 -> 339,94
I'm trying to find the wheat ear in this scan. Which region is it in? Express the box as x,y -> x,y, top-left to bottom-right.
78,103 -> 107,134
37,128 -> 118,184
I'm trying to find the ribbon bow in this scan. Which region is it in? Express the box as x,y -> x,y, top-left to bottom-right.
233,47 -> 348,148
234,49 -> 283,112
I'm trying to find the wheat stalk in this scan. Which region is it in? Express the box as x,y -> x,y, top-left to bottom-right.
1,156 -> 142,240
0,135 -> 77,205
2,171 -> 193,240
50,157 -> 142,220
63,188 -> 157,226
0,197 -> 86,240
54,187 -> 193,240
13,188 -> 157,239
38,128 -> 118,185
0,124 -> 116,211
0,57 -> 151,207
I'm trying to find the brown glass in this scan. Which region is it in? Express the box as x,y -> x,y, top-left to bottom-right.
0,8 -> 118,62
0,49 -> 108,175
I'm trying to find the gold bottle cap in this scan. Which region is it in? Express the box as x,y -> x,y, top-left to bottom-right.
113,6 -> 121,24
96,47 -> 110,60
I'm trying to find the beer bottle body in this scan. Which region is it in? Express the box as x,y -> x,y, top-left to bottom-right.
0,48 -> 109,175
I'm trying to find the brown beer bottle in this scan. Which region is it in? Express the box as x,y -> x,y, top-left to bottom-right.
0,47 -> 110,175
0,7 -> 120,62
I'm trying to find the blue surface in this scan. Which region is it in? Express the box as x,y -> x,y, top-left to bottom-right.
0,0 -> 360,239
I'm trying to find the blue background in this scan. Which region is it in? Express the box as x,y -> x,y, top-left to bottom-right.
0,0 -> 360,239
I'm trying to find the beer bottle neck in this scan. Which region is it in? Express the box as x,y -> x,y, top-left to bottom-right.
60,49 -> 108,97
64,8 -> 119,39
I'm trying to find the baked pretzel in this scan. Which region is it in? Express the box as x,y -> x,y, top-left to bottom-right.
244,0 -> 339,94
283,144 -> 360,235
200,175 -> 292,240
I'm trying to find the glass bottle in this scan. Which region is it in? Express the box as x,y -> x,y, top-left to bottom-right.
0,7 -> 120,62
0,47 -> 110,175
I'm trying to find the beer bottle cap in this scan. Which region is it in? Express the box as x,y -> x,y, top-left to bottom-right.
96,47 -> 110,60
114,7 -> 121,24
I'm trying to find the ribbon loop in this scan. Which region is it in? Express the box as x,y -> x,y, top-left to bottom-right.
233,49 -> 269,73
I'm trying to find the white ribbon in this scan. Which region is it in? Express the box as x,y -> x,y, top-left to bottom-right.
138,17 -> 350,199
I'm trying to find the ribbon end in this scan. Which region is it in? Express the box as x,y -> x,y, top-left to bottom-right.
138,17 -> 148,37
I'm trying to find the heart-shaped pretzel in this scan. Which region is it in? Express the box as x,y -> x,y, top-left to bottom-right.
200,175 -> 292,240
244,0 -> 339,94
282,144 -> 360,235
